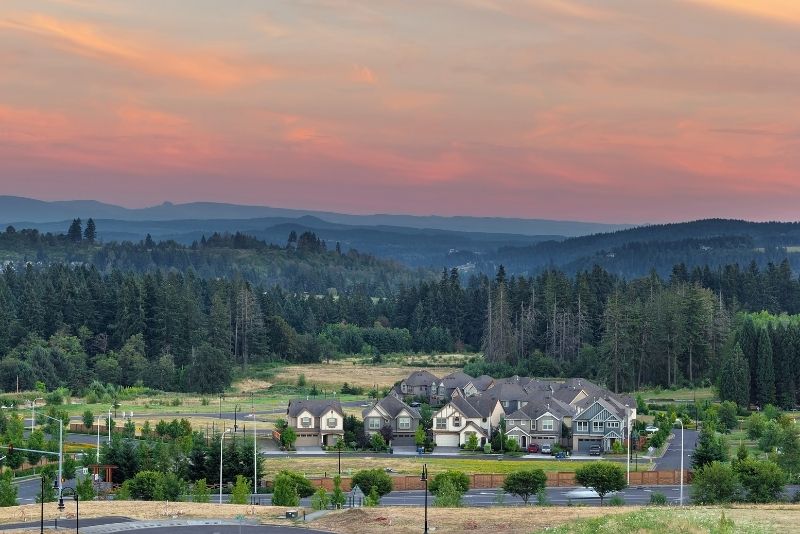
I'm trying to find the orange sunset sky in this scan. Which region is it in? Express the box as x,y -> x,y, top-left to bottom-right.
1,0 -> 798,223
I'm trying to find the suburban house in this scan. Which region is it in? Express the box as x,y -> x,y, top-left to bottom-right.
362,393 -> 421,446
432,390 -> 503,447
437,371 -> 473,400
483,376 -> 542,413
286,399 -> 345,447
396,370 -> 441,403
462,375 -> 494,397
504,393 -> 575,449
571,395 -> 635,453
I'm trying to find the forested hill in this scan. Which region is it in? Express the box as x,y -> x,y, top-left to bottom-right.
0,224 -> 425,294
477,219 -> 800,278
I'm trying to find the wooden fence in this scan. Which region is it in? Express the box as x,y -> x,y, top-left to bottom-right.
309,469 -> 690,491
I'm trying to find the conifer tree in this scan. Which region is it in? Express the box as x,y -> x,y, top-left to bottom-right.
83,218 -> 96,243
755,327 -> 776,407
718,343 -> 750,408
67,218 -> 82,243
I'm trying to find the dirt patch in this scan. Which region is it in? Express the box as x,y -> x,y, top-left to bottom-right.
315,506 -> 632,534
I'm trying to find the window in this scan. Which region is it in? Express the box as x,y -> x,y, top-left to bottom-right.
530,421 -> 536,430
576,421 -> 588,432
435,418 -> 447,430
541,419 -> 554,431
369,418 -> 381,430
398,417 -> 411,429
592,421 -> 604,432
453,416 -> 461,428
607,421 -> 620,429
327,418 -> 338,428
401,383 -> 407,393
300,417 -> 312,428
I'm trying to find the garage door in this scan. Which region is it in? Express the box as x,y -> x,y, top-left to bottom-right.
577,438 -> 601,454
530,436 -> 555,447
435,433 -> 460,447
295,433 -> 320,447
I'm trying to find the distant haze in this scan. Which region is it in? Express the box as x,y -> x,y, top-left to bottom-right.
0,196 -> 631,237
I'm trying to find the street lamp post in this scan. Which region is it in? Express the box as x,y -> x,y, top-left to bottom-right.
219,429 -> 232,505
253,415 -> 258,496
107,408 -> 112,444
57,487 -> 79,533
95,415 -> 104,464
421,464 -> 428,534
675,418 -> 684,506
234,404 -> 240,434
625,405 -> 631,484
31,397 -> 44,432
38,413 -> 64,496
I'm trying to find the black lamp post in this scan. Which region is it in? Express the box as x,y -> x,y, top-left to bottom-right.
421,464 -> 428,534
57,486 -> 79,533
234,404 -> 241,433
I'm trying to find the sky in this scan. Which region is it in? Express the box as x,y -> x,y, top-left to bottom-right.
1,0 -> 799,224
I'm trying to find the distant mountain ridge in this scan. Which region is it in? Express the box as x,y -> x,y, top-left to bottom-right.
0,195 -> 632,237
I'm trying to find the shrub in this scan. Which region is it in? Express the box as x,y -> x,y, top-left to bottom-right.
608,495 -> 625,506
734,459 -> 787,503
364,486 -> 380,507
0,472 -> 18,507
76,477 -> 95,502
127,471 -> 162,500
275,470 -> 315,498
429,470 -> 469,496
192,479 -> 210,503
352,469 -> 393,497
649,492 -> 667,505
692,461 -> 741,504
297,374 -> 307,387
230,475 -> 251,505
311,488 -> 330,511
370,433 -> 386,452
82,410 -> 94,430
154,472 -> 185,502
272,473 -> 300,506
331,475 -> 346,509
536,488 -> 550,506
433,477 -> 463,507
170,398 -> 182,407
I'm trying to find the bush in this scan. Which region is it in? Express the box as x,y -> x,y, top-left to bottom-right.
433,477 -> 463,507
352,469 -> 393,497
191,479 -> 210,503
649,492 -> 667,505
0,472 -> 18,507
692,461 -> 741,504
230,475 -> 251,505
154,472 -> 185,502
735,459 -> 787,503
608,495 -> 625,506
311,488 -> 330,511
331,475 -> 346,509
370,433 -> 386,452
429,470 -> 469,496
76,477 -> 95,502
275,470 -> 315,498
127,471 -> 162,500
364,486 -> 380,507
272,473 -> 300,506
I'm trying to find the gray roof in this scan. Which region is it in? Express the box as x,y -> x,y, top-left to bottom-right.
440,371 -> 473,390
450,393 -> 498,418
484,381 -> 529,402
287,399 -> 344,418
470,375 -> 494,391
363,394 -> 421,419
507,392 -> 575,421
403,370 -> 440,387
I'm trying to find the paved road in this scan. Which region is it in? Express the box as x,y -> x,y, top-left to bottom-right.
654,429 -> 699,470
0,517 -> 327,533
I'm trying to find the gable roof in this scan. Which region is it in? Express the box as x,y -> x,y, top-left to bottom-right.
403,370 -> 440,387
440,371 -> 473,390
287,399 -> 344,418
469,375 -> 494,392
365,394 -> 421,419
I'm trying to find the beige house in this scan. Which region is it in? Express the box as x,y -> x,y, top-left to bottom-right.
286,399 -> 345,447
432,390 -> 503,447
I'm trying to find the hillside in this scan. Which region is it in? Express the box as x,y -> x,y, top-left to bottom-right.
0,195 -> 630,236
0,226 -> 424,294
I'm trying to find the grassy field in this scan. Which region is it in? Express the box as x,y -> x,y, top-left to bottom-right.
636,386 -> 717,402
314,505 -> 800,534
272,360 -> 460,390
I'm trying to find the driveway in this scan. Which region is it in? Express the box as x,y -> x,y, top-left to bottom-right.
392,446 -> 419,456
429,446 -> 460,456
654,429 -> 698,470
295,446 -> 327,455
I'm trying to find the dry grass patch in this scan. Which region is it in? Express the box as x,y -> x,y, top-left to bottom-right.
274,362 -> 459,390
0,501 -> 306,528
315,506 -> 632,534
232,378 -> 273,393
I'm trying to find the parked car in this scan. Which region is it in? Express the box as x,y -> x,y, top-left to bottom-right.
645,425 -> 659,434
554,451 -> 567,460
540,443 -> 552,454
527,443 -> 540,454
589,445 -> 602,456
410,401 -> 421,408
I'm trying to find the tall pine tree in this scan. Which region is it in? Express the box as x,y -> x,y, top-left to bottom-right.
755,327 -> 776,407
